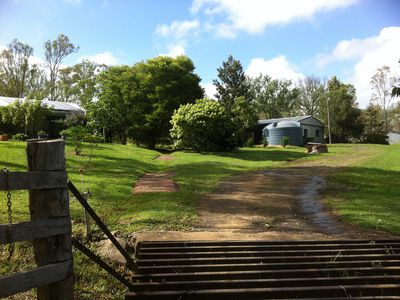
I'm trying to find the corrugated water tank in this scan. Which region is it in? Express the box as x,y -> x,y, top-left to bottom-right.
262,121 -> 303,146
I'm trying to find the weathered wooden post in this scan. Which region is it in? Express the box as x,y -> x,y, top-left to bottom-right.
27,139 -> 74,299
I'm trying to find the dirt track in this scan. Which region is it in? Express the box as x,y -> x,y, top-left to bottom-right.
137,147 -> 394,242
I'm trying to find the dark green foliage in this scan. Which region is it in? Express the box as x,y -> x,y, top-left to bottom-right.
321,76 -> 364,142
281,136 -> 289,147
213,55 -> 256,145
12,133 -> 28,141
0,99 -> 51,136
251,75 -> 298,119
60,125 -> 99,155
245,137 -> 254,148
170,99 -> 236,151
262,135 -> 268,148
361,104 -> 388,144
93,56 -> 203,148
89,66 -> 131,144
213,55 -> 251,112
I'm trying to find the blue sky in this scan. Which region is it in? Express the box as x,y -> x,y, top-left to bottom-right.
0,0 -> 399,107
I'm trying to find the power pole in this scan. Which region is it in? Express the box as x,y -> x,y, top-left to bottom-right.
327,96 -> 332,144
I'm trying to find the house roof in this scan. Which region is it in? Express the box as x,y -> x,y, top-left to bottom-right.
0,96 -> 83,113
257,115 -> 312,125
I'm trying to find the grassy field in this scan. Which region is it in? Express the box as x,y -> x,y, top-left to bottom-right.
0,141 -> 399,299
326,144 -> 400,234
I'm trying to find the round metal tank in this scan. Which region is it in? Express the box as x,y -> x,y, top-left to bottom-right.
262,121 -> 303,146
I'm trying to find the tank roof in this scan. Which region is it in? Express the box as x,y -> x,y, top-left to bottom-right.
265,121 -> 301,129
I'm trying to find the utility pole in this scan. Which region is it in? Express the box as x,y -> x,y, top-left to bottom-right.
327,96 -> 332,144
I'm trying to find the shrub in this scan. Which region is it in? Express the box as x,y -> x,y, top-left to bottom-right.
12,133 -> 28,141
170,99 -> 236,151
262,136 -> 268,148
281,136 -> 289,148
245,137 -> 254,148
60,126 -> 98,155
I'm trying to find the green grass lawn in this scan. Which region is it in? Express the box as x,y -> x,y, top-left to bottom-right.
326,144 -> 400,234
0,141 -> 399,299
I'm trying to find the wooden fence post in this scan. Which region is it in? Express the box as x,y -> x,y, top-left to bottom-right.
27,139 -> 74,299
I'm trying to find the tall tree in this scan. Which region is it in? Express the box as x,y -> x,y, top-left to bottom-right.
26,65 -> 47,100
93,56 -> 204,148
213,55 -> 255,145
296,76 -> 325,116
251,75 -> 298,119
370,65 -> 396,132
89,65 -> 131,143
44,34 -> 78,101
213,55 -> 251,113
128,55 -> 204,148
361,104 -> 388,144
0,39 -> 34,97
388,102 -> 400,133
321,76 -> 363,142
58,59 -> 103,107
391,60 -> 400,97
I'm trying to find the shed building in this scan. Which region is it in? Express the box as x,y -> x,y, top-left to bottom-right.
255,115 -> 325,146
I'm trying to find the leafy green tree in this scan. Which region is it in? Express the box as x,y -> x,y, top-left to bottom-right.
392,60 -> 400,97
296,76 -> 325,116
213,55 -> 251,113
44,34 -> 79,101
91,56 -> 203,147
361,104 -> 388,144
26,65 -> 47,100
213,55 -> 255,145
60,125 -> 95,155
370,65 -> 396,132
321,76 -> 363,142
251,75 -> 298,119
170,99 -> 236,151
0,39 -> 45,98
388,102 -> 400,133
0,99 -> 50,135
89,65 -> 132,143
58,59 -> 104,107
127,55 -> 203,148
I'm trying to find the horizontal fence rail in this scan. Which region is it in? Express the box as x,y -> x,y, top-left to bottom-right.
0,217 -> 71,245
0,171 -> 67,190
0,258 -> 72,298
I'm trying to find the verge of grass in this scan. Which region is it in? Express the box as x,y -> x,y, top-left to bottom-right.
325,144 -> 400,235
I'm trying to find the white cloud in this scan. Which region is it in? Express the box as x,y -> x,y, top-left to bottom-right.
156,20 -> 200,41
160,45 -> 186,58
155,20 -> 200,57
80,51 -> 118,66
201,82 -> 217,99
191,0 -> 356,38
246,55 -> 304,82
316,26 -> 400,107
